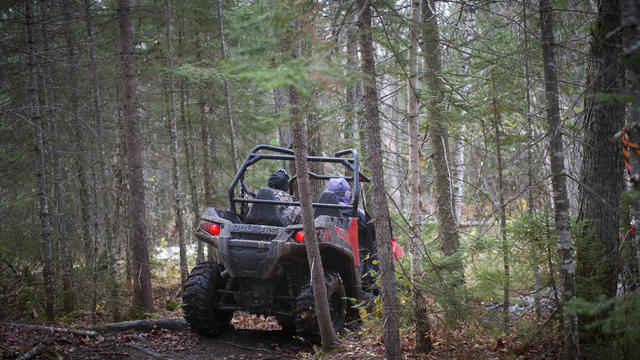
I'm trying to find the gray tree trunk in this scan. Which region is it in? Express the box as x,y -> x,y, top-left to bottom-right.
177,17 -> 203,266
422,0 -> 463,291
39,0 -> 71,312
217,0 -> 239,173
289,20 -> 338,348
84,0 -> 120,322
26,0 -> 56,321
540,0 -> 580,357
345,20 -> 359,143
116,0 -> 154,312
577,0 -> 624,354
62,0 -> 85,314
407,0 -> 431,354
165,0 -> 188,286
198,99 -> 217,263
357,1 -> 402,358
522,0 -> 542,322
290,94 -> 339,350
622,0 -> 640,284
491,73 -> 510,331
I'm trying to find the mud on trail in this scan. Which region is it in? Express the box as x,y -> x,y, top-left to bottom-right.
0,314 -> 313,360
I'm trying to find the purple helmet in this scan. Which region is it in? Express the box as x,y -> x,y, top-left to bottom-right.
327,178 -> 351,204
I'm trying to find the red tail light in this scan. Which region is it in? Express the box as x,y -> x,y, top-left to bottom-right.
295,231 -> 305,243
201,221 -> 220,236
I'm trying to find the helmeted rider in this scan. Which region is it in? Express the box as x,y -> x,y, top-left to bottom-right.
267,169 -> 302,224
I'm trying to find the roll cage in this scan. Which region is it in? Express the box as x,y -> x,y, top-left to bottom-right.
228,145 -> 370,220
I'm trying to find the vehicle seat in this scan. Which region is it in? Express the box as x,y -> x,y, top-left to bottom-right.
314,191 -> 342,218
245,188 -> 288,227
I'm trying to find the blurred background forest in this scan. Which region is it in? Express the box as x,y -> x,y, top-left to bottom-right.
1,0 -> 640,359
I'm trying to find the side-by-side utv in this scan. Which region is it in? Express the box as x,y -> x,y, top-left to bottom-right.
182,145 -> 381,340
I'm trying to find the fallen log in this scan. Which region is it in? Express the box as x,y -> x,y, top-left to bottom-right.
10,323 -> 98,337
89,318 -> 187,333
17,344 -> 46,360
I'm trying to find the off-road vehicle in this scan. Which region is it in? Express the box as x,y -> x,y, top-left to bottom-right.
182,145 -> 380,340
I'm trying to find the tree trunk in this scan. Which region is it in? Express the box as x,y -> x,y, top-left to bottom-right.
116,0 -> 154,312
422,0 -> 464,295
540,1 -> 580,357
491,73 -> 510,331
290,93 -> 339,350
62,0 -> 87,314
577,0 -> 623,296
217,0 -> 239,173
84,0 -> 120,321
407,0 -> 431,354
26,0 -> 56,321
165,0 -> 188,286
521,0 -> 542,322
288,18 -> 338,347
357,1 -> 401,358
199,98 -> 217,263
178,16 -> 203,266
306,111 -> 324,200
39,0 -> 72,314
622,0 -> 640,285
345,20 -> 359,143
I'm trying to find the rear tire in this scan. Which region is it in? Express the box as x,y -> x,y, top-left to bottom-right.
182,262 -> 233,336
294,271 -> 346,341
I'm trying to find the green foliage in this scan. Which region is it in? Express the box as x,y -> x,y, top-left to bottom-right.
565,292 -> 640,357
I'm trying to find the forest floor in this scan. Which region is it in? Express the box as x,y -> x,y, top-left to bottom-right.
1,269 -> 561,359
0,310 -> 560,360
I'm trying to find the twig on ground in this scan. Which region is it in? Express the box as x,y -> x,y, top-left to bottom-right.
212,340 -> 275,354
125,342 -> 174,359
97,352 -> 129,357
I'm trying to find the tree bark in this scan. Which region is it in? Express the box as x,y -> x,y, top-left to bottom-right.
491,73 -> 510,331
622,0 -> 640,286
39,0 -> 71,314
165,0 -> 188,286
178,16 -> 203,266
62,0 -> 86,314
289,11 -> 338,350
26,0 -> 56,321
577,0 -> 623,298
345,20 -> 359,143
84,0 -> 120,321
199,98 -> 217,263
407,0 -> 431,354
116,0 -> 154,312
422,0 -> 464,296
523,0 -> 543,323
540,1 -> 580,357
217,0 -> 239,173
291,93 -> 339,350
357,1 -> 402,358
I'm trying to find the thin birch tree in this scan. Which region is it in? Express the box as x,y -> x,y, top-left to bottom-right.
407,0 -> 431,353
